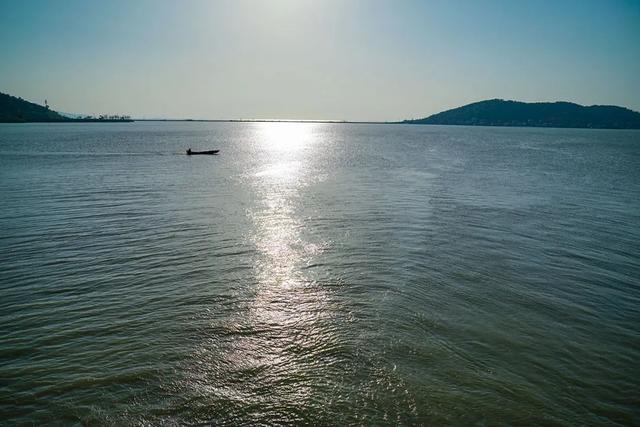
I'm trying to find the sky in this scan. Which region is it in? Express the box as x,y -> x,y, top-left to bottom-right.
1,0 -> 639,121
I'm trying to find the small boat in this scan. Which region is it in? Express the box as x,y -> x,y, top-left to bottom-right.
186,149 -> 219,155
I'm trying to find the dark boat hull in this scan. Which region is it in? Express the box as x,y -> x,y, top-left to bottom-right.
187,150 -> 219,155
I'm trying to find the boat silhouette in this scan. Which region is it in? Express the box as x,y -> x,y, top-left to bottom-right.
186,148 -> 219,155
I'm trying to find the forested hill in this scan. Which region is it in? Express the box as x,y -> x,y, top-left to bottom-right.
0,92 -> 133,122
403,99 -> 640,129
0,92 -> 67,122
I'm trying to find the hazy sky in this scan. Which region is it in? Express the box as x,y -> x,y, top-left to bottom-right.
1,0 -> 639,121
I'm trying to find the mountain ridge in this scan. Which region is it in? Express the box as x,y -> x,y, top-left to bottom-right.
0,92 -> 67,122
0,92 -> 132,122
403,99 -> 640,129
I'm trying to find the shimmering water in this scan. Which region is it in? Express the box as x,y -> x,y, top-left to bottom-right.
1,122 -> 639,425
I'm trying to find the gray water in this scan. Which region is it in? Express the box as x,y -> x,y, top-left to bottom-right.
1,122 -> 639,426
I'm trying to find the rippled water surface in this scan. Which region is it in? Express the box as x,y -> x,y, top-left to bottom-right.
1,122 -> 639,425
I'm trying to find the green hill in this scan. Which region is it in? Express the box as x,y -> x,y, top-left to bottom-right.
0,92 -> 133,122
403,99 -> 640,129
0,92 -> 68,122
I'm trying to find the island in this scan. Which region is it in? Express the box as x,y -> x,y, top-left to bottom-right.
402,99 -> 640,129
0,92 -> 132,123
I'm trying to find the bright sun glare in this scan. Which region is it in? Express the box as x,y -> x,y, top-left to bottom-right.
258,122 -> 316,152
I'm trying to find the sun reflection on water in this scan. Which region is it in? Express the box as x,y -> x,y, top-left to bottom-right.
179,123 -> 350,418
257,121 -> 317,153
249,121 -> 325,308
199,122 -> 341,411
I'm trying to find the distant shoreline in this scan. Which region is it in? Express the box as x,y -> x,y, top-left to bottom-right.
0,119 -> 135,123
402,99 -> 640,130
134,119 -> 640,129
5,119 -> 640,130
3,91 -> 639,129
133,119 -> 389,124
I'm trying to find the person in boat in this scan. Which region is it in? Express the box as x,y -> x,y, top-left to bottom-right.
187,148 -> 192,155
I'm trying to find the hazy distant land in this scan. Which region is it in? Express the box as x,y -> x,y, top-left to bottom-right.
0,92 -> 132,123
3,92 -> 640,129
403,99 -> 640,129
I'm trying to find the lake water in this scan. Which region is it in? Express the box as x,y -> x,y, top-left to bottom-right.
1,122 -> 639,425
